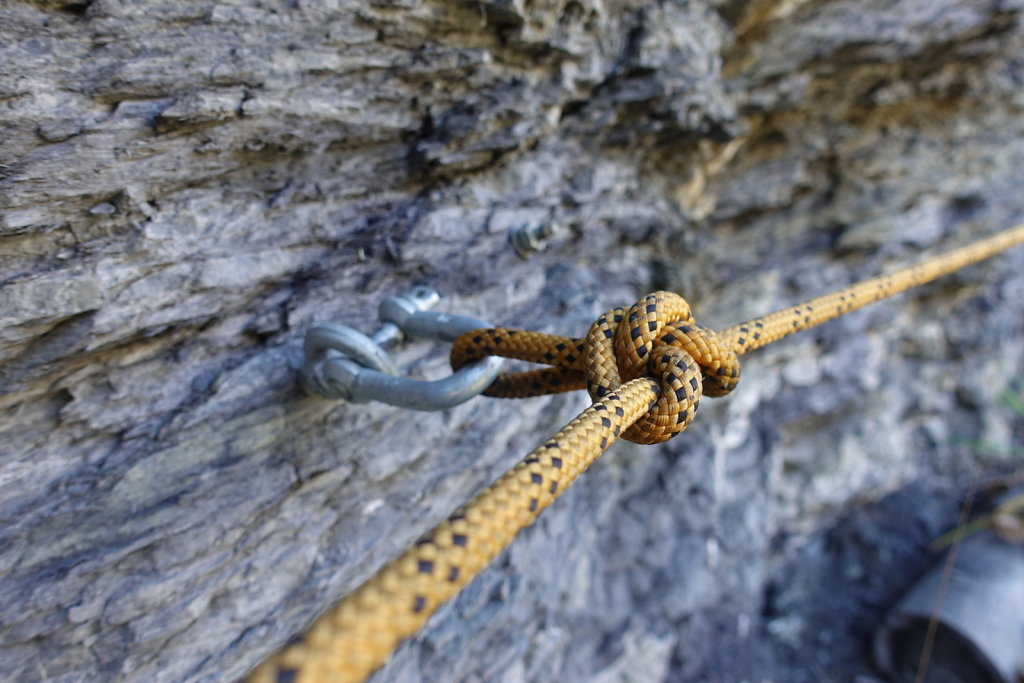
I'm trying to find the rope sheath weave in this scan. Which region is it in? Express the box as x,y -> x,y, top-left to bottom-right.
248,378 -> 659,683
249,223 -> 1024,683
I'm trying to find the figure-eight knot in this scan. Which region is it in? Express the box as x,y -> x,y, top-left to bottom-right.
449,291 -> 740,444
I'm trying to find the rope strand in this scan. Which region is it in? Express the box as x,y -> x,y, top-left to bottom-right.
721,223 -> 1024,353
248,223 -> 1024,683
247,379 -> 659,683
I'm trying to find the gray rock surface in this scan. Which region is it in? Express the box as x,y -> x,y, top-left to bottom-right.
1,0 -> 1023,681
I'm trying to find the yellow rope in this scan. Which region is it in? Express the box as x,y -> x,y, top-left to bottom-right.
247,223 -> 1024,683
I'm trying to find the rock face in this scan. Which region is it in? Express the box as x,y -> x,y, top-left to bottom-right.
2,1 -> 1023,681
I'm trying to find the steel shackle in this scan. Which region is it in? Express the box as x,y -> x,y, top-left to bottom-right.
301,287 -> 503,411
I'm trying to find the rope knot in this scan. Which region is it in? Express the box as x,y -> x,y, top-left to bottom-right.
449,291 -> 740,445
583,291 -> 740,444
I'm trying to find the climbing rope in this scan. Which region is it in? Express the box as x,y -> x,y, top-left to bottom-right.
247,223 -> 1024,683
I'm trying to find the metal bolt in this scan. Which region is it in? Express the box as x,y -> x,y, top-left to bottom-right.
375,286 -> 441,350
301,286 -> 441,398
510,224 -> 558,258
301,286 -> 505,408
